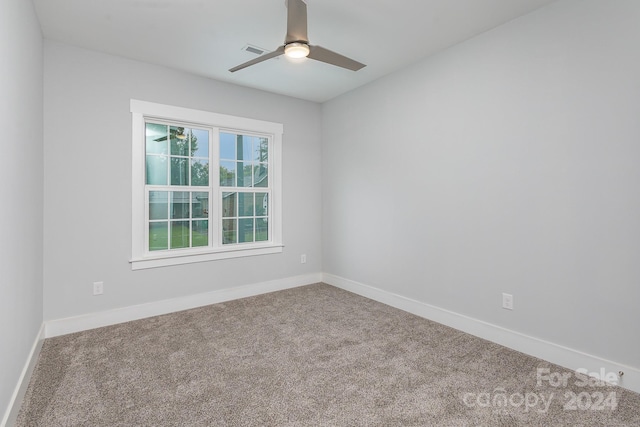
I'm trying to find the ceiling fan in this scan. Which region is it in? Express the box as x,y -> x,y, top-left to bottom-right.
153,127 -> 188,141
229,0 -> 366,73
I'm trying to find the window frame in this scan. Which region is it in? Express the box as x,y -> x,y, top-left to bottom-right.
130,99 -> 283,270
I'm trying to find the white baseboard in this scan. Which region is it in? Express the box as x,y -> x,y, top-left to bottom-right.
323,273 -> 640,395
1,324 -> 45,427
45,273 -> 322,338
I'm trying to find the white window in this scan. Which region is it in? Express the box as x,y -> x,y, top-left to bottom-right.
130,100 -> 283,270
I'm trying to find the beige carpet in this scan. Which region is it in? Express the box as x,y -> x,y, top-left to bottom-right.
17,283 -> 640,426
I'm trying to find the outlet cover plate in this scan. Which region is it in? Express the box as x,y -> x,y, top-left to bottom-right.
93,281 -> 104,295
502,293 -> 513,310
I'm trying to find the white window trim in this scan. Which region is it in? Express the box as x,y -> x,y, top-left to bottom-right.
130,99 -> 283,270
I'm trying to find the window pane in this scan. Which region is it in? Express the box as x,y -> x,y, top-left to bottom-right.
239,218 -> 254,243
220,132 -> 235,159
170,221 -> 189,249
254,164 -> 268,187
239,192 -> 254,217
256,218 -> 268,242
149,191 -> 169,220
171,158 -> 189,186
222,192 -> 236,218
220,161 -> 236,187
192,220 -> 208,247
191,159 -> 209,186
170,126 -> 190,156
238,162 -> 253,187
171,192 -> 190,219
254,137 -> 268,162
149,222 -> 168,251
191,129 -> 209,158
222,219 -> 237,244
256,192 -> 268,217
236,135 -> 252,161
192,192 -> 208,219
146,123 -> 168,155
146,155 -> 168,185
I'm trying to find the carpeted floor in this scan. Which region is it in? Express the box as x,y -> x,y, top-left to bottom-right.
16,283 -> 640,426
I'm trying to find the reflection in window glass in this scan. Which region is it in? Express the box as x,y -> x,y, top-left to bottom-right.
220,133 -> 235,160
146,123 -> 168,155
192,192 -> 208,219
171,158 -> 189,186
254,138 -> 268,162
146,156 -> 168,185
147,121 -> 210,188
149,222 -> 168,251
191,128 -> 209,158
191,159 -> 209,187
192,220 -> 208,247
254,164 -> 268,187
239,218 -> 254,243
222,192 -> 237,218
170,126 -> 190,156
239,193 -> 254,217
219,133 -> 269,189
220,161 -> 236,186
148,191 -> 211,252
236,135 -> 252,161
256,218 -> 268,242
219,132 -> 270,246
221,190 -> 269,245
256,193 -> 268,217
239,163 -> 253,187
223,219 -> 237,244
171,221 -> 190,249
149,191 -> 169,220
170,192 -> 190,219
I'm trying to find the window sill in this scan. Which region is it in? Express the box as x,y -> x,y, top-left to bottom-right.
130,244 -> 283,270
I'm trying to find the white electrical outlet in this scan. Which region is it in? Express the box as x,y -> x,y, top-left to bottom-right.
300,254 -> 307,264
502,293 -> 513,310
93,281 -> 104,296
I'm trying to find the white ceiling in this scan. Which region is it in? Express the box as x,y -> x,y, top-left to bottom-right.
33,0 -> 557,103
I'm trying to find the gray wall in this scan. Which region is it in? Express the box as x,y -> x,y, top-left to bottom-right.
322,0 -> 640,368
43,42 -> 322,320
0,0 -> 44,418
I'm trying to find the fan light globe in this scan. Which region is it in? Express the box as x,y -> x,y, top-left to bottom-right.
284,42 -> 310,59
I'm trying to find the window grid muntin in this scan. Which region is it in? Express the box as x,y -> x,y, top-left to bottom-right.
144,117 -> 214,254
145,120 -> 211,188
220,189 -> 270,245
146,188 -> 211,252
219,131 -> 269,188
144,123 -> 272,253
218,130 -> 272,246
